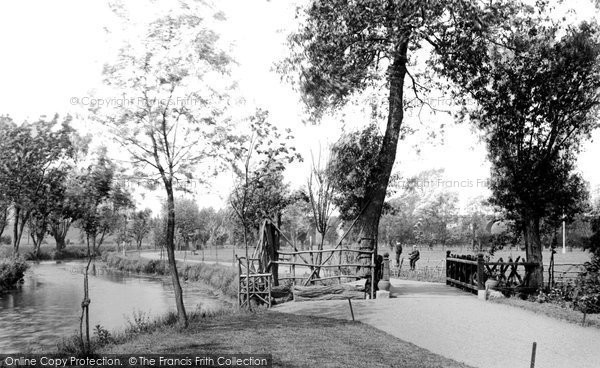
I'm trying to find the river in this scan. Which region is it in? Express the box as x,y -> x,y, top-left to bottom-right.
0,261 -> 226,353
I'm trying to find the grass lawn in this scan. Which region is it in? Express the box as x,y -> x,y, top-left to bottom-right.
102,310 -> 473,368
490,297 -> 600,329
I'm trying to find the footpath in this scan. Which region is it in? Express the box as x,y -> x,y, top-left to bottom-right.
274,279 -> 600,368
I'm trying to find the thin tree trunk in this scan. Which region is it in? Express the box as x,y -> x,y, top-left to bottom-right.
358,42 -> 409,281
165,182 -> 187,327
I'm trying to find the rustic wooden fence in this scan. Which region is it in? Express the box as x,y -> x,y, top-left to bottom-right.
237,256 -> 272,308
446,251 -> 540,295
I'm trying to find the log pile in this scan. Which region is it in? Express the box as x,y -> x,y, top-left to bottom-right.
293,283 -> 366,301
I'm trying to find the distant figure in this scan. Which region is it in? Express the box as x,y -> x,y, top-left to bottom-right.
394,241 -> 403,267
409,245 -> 420,270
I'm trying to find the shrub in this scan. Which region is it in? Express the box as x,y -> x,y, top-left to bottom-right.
0,235 -> 11,245
0,257 -> 29,291
573,256 -> 600,316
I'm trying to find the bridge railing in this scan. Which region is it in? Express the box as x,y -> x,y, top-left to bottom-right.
446,251 -> 540,295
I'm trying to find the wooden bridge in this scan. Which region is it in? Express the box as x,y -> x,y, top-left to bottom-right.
445,251 -> 539,296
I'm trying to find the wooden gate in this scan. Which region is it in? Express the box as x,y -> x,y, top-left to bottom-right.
237,219 -> 379,305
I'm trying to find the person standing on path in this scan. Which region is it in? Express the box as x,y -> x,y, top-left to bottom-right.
394,241 -> 403,267
409,245 -> 420,270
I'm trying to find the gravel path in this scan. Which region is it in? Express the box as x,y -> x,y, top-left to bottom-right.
274,279 -> 600,368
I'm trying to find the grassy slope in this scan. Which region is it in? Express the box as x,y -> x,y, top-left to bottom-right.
102,311 -> 473,368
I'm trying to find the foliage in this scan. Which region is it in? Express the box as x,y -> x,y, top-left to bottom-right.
434,4 -> 600,288
229,109 -> 301,244
75,153 -> 133,253
281,190 -> 313,248
0,256 -> 29,292
197,207 -> 230,247
0,115 -> 74,253
100,1 -> 240,326
328,123 -> 382,222
574,256 -> 600,315
415,191 -> 459,247
585,202 -> 600,257
130,209 -> 152,249
280,0 -> 515,264
94,325 -> 113,346
161,198 -> 201,250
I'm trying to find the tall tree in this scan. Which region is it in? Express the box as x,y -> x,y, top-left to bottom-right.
229,110 -> 300,244
281,0 -> 512,269
74,152 -> 132,353
131,208 -> 153,250
0,115 -> 74,254
27,168 -> 70,258
415,190 -> 459,247
100,3 -> 236,326
307,149 -> 335,276
434,9 -> 600,288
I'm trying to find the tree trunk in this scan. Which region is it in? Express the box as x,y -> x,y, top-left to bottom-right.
51,219 -> 71,251
524,216 -> 544,290
358,42 -> 409,278
165,182 -> 188,327
13,207 -> 20,254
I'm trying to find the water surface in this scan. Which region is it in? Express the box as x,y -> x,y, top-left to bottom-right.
0,261 -> 223,353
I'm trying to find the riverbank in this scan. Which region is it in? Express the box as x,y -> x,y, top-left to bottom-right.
102,252 -> 238,300
97,310 -> 472,368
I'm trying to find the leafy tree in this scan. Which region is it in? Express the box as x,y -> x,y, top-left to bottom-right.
0,200 -> 9,239
229,110 -> 300,247
27,168 -> 70,258
73,152 -> 132,353
415,191 -> 459,247
435,8 -> 600,288
131,209 -> 153,250
198,207 -> 230,248
281,0 -> 513,269
0,115 -> 74,254
161,198 -> 201,250
48,133 -> 92,251
100,2 -> 236,326
281,190 -> 312,249
307,149 -> 336,276
75,154 -> 133,253
328,123 -> 382,222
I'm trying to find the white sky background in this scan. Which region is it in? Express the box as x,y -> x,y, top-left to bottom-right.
0,0 -> 599,214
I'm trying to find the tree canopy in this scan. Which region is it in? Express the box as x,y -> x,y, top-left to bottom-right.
434,5 -> 600,287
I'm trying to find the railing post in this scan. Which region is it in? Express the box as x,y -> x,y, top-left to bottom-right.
477,253 -> 485,300
445,250 -> 451,286
292,252 -> 296,287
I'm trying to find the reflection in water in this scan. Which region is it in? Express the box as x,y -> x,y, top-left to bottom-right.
0,261 -> 223,353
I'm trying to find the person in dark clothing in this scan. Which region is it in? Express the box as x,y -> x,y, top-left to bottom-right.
409,245 -> 420,271
394,241 -> 403,267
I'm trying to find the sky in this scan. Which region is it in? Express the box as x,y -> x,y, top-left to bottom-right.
0,0 -> 599,214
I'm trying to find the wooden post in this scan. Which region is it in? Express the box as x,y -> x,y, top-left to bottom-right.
338,246 -> 343,284
292,252 -> 296,287
347,298 -> 355,321
477,254 -> 485,290
370,250 -> 375,300
445,250 -> 451,286
530,342 -> 537,368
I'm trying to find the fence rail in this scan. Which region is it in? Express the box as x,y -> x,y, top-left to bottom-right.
445,252 -> 540,295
